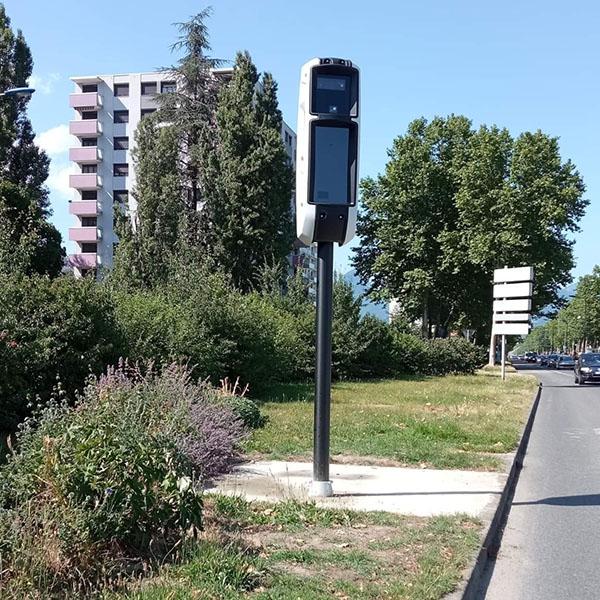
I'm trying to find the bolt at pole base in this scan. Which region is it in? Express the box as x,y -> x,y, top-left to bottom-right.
309,480 -> 334,497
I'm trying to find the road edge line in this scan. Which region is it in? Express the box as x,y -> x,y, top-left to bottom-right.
451,381 -> 543,600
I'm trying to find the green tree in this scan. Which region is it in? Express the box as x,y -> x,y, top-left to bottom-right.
111,116 -> 183,288
157,8 -> 221,224
198,51 -> 293,291
354,115 -> 587,340
354,115 -> 474,337
332,274 -> 365,378
0,7 -> 64,276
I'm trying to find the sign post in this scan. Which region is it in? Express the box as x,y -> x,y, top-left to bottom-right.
491,267 -> 534,380
296,58 -> 360,497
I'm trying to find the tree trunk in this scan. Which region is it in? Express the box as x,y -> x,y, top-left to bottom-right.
488,332 -> 496,366
421,295 -> 429,339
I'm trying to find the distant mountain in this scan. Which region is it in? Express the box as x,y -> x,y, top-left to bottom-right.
532,283 -> 577,325
343,270 -> 389,321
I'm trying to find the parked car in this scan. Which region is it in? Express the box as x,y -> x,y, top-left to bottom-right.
556,355 -> 576,369
574,353 -> 600,385
545,354 -> 559,368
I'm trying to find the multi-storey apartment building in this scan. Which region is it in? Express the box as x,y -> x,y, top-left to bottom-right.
67,70 -> 317,286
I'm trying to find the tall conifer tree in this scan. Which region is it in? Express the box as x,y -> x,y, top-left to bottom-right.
0,5 -> 64,277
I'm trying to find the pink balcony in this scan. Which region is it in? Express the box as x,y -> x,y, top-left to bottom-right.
69,227 -> 98,243
68,253 -> 97,269
69,146 -> 101,163
70,174 -> 102,190
69,92 -> 101,111
69,120 -> 101,137
69,201 -> 98,216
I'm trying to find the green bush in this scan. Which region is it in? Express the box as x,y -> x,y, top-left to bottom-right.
425,337 -> 486,375
389,333 -> 486,376
0,275 -> 120,429
0,365 -> 228,595
218,394 -> 267,429
113,272 -> 315,395
356,315 -> 398,378
391,331 -> 430,374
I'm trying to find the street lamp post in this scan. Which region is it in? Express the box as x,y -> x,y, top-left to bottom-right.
0,87 -> 35,98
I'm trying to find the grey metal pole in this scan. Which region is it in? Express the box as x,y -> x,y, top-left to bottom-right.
311,241 -> 334,497
501,334 -> 506,381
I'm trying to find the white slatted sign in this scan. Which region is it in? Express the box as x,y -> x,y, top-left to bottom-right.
493,266 -> 534,284
493,312 -> 530,323
494,323 -> 531,336
493,299 -> 532,312
493,282 -> 534,299
491,267 -> 534,379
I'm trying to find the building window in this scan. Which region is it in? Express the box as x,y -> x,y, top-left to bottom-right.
81,111 -> 97,120
81,138 -> 96,147
114,83 -> 129,97
141,81 -> 157,95
114,137 -> 129,150
114,190 -> 128,204
81,216 -> 97,227
141,108 -> 156,119
82,164 -> 97,174
81,242 -> 97,253
161,81 -> 176,94
114,110 -> 129,124
81,190 -> 97,200
82,84 -> 98,93
113,163 -> 128,177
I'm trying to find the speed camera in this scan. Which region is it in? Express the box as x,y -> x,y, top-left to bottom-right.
296,58 -> 360,246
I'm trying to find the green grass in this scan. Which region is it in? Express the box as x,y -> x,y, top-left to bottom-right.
110,496 -> 482,600
247,371 -> 537,471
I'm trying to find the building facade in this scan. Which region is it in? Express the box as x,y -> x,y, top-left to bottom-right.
68,70 -> 316,286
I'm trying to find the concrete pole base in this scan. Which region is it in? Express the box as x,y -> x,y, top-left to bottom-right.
309,480 -> 334,497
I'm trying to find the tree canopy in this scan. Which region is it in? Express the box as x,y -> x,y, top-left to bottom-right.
354,115 -> 587,340
0,5 -> 64,277
113,13 -> 293,292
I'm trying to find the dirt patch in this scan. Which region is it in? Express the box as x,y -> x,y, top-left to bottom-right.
244,521 -> 432,585
247,524 -> 413,551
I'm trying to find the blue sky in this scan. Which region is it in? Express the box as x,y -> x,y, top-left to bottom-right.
7,0 -> 599,279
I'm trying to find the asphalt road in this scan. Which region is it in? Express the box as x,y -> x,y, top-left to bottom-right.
480,364 -> 600,599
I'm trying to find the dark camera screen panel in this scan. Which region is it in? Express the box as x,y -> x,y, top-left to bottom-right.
314,74 -> 351,115
312,126 -> 350,205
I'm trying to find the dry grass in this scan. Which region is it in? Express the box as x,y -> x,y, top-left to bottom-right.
110,496 -> 482,600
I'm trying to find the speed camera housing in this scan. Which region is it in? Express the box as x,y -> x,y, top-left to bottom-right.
296,58 -> 360,246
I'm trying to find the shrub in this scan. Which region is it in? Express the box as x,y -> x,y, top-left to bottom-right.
386,330 -> 486,377
391,331 -> 430,374
178,397 -> 247,480
113,289 -> 228,380
0,275 -> 120,429
425,337 -> 486,375
356,315 -> 397,378
0,364 -> 249,595
113,272 -> 315,394
219,394 -> 267,430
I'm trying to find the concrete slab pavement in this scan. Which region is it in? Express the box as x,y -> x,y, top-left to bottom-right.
205,460 -> 507,518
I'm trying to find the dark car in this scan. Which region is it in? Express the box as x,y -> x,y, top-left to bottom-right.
546,354 -> 559,368
557,355 -> 575,369
574,353 -> 600,385
525,352 -> 538,363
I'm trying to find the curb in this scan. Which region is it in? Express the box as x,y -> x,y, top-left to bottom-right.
450,381 -> 543,600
